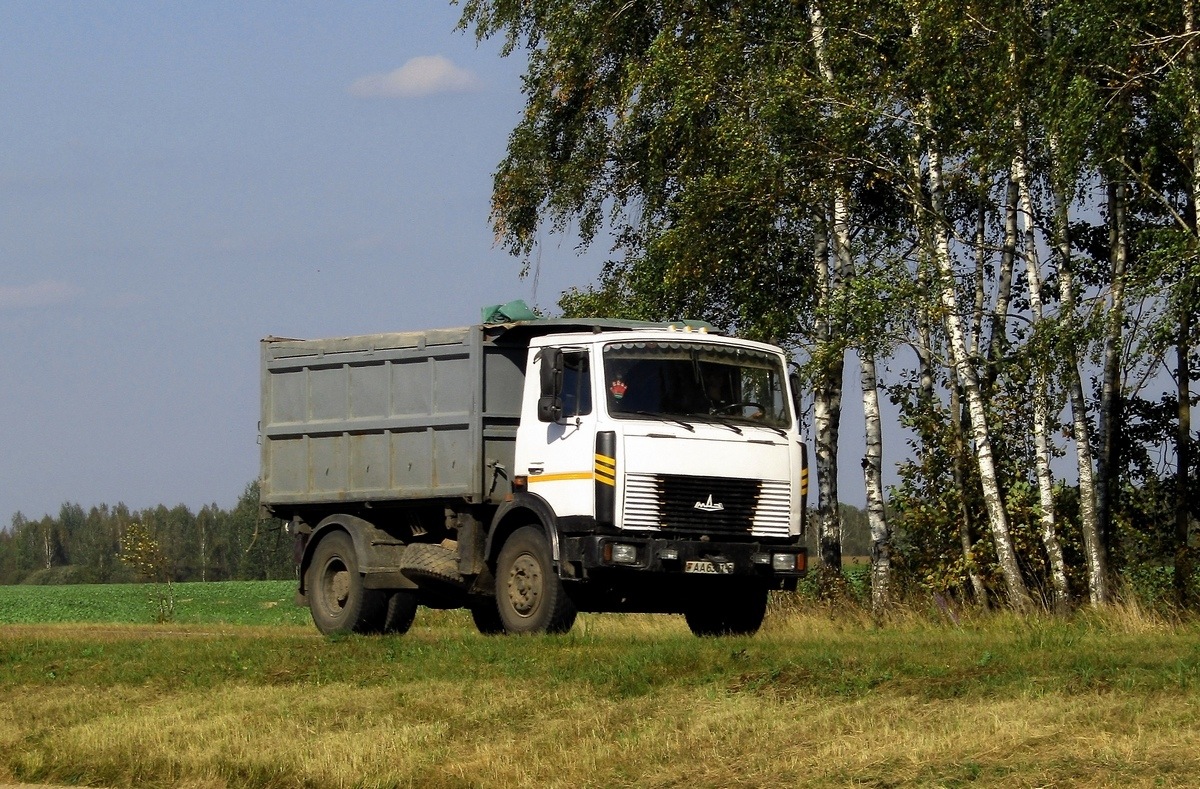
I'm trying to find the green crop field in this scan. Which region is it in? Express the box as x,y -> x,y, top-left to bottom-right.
0,580 -> 309,627
2,582 -> 1200,788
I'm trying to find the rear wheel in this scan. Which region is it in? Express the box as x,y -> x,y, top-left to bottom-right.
382,590 -> 418,634
469,596 -> 505,635
494,526 -> 576,634
307,530 -> 386,635
684,582 -> 768,637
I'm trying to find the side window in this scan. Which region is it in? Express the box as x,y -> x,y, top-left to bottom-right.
560,351 -> 592,417
744,368 -> 789,422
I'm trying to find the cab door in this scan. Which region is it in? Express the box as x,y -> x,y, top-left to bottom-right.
520,347 -> 597,519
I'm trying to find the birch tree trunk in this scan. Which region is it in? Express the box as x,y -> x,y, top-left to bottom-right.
909,144 -> 986,604
1050,182 -> 1112,605
861,350 -> 890,611
971,186 -> 987,355
812,216 -> 844,572
1013,146 -> 1071,608
831,184 -> 889,604
926,105 -> 1032,610
948,363 -> 990,605
1176,0 -> 1199,607
199,521 -> 208,583
1096,179 -> 1127,552
1176,284 -> 1193,605
985,178 -> 1019,389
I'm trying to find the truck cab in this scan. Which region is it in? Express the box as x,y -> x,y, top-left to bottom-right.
496,327 -> 808,634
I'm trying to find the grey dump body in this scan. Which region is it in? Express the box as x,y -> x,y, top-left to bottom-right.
260,325 -> 525,513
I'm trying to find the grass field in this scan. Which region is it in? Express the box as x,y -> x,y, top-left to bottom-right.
0,580 -> 308,627
1,582 -> 1199,788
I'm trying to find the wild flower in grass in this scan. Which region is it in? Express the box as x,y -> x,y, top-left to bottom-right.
119,522 -> 175,623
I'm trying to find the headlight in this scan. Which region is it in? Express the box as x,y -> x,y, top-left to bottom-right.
610,543 -> 637,564
772,553 -> 799,571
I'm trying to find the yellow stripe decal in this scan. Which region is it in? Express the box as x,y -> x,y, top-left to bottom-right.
594,452 -> 617,487
527,471 -> 594,484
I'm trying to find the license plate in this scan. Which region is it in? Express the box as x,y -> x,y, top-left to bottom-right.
684,560 -> 735,574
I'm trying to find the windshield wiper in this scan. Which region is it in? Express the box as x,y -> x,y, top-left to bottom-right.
702,415 -> 743,435
632,411 -> 695,432
695,411 -> 789,438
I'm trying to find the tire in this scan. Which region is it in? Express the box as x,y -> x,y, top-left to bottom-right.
684,582 -> 768,637
307,530 -> 386,635
494,526 -> 577,635
382,590 -> 418,634
399,542 -> 463,587
469,596 -> 505,635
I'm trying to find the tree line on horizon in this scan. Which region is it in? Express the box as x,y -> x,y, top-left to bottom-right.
0,484 -> 876,592
0,482 -> 293,586
460,0 -> 1199,610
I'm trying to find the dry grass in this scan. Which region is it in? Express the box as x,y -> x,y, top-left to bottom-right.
2,606 -> 1199,788
5,680 -> 1197,787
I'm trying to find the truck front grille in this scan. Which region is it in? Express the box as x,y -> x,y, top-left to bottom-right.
623,473 -> 791,538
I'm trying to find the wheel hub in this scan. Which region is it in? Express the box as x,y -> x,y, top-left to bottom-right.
323,561 -> 351,612
506,553 -> 542,617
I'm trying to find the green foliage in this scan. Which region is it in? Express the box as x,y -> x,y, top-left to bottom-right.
458,0 -> 1200,610
120,522 -> 176,622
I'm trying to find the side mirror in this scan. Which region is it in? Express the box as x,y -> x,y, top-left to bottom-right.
538,396 -> 563,423
540,348 -> 563,397
537,348 -> 564,423
789,371 -> 804,427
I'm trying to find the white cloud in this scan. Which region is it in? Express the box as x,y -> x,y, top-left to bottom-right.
348,55 -> 483,99
0,280 -> 81,310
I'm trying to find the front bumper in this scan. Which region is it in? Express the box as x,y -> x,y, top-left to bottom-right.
561,534 -> 807,585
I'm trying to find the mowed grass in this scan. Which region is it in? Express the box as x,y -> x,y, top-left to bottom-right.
1,584 -> 1199,788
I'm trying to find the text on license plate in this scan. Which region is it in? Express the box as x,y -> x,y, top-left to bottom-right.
684,560 -> 735,574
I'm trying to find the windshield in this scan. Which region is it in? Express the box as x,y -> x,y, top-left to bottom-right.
602,340 -> 793,429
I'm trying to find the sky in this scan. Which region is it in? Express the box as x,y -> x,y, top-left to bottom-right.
1,2 -> 883,524
5,2 -> 1157,536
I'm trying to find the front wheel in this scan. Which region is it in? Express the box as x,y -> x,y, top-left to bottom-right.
684,582 -> 768,637
494,527 -> 576,635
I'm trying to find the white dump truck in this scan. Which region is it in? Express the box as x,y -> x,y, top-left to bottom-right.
259,304 -> 808,636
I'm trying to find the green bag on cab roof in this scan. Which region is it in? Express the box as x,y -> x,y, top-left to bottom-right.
481,299 -> 539,324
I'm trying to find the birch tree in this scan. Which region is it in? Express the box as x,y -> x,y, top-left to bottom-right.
1008,20 -> 1071,604
806,0 -> 892,596
899,3 -> 1034,609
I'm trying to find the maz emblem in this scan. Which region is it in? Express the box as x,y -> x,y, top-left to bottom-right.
694,494 -> 725,512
